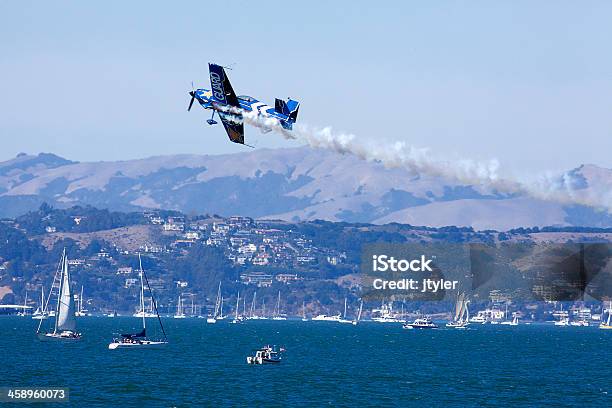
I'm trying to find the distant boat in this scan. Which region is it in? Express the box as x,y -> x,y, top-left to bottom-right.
17,290 -> 28,317
338,298 -> 352,324
32,286 -> 48,320
207,282 -> 222,323
301,301 -> 308,322
554,304 -> 569,326
108,254 -> 168,349
403,316 -> 438,329
600,301 -> 612,330
312,313 -> 342,322
500,303 -> 519,326
352,300 -> 363,326
231,291 -> 244,324
371,302 -> 404,323
37,249 -> 81,340
272,291 -> 287,320
75,285 -> 91,317
174,294 -> 186,319
446,292 -> 470,329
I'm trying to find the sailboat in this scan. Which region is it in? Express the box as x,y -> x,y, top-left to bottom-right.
302,301 -> 308,322
272,291 -> 287,320
17,291 -> 28,316
600,301 -> 612,330
218,296 -> 225,320
207,282 -> 221,323
108,254 -> 168,349
75,286 -> 90,317
446,292 -> 470,329
231,292 -> 244,324
37,249 -> 81,340
352,300 -> 363,326
174,294 -> 186,319
338,298 -> 352,324
32,286 -> 48,320
500,303 -> 519,326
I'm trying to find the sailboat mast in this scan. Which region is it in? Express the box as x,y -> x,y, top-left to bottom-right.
53,249 -> 66,334
235,292 -> 240,319
139,255 -> 146,330
139,253 -> 167,341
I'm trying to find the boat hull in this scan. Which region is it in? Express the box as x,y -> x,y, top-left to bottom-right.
108,341 -> 168,350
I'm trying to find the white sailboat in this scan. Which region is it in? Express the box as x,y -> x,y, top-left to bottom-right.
108,254 -> 168,349
338,298 -> 352,324
174,294 -> 186,319
272,291 -> 287,320
446,292 -> 470,329
500,304 -> 519,326
231,291 -> 244,324
600,301 -> 612,330
352,300 -> 363,326
207,282 -> 221,323
32,286 -> 49,320
301,301 -> 308,322
75,285 -> 90,317
37,249 -> 81,340
17,291 -> 28,316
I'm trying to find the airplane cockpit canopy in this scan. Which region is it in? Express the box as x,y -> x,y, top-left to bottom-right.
237,95 -> 257,103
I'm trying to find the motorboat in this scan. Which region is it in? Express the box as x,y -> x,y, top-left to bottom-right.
403,317 -> 438,329
246,345 -> 283,365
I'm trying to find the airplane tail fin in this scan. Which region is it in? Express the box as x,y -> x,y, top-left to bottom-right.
275,98 -> 300,123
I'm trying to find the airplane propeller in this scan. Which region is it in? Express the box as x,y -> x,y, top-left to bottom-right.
187,81 -> 195,111
188,91 -> 196,111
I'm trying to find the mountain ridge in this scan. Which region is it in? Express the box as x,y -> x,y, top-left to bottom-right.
0,148 -> 610,229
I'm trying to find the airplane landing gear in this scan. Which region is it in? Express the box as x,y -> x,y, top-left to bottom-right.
206,111 -> 218,125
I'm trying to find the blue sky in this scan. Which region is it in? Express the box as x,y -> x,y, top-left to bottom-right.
1,1 -> 611,173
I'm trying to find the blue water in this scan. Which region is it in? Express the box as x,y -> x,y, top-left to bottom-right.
1,317 -> 610,407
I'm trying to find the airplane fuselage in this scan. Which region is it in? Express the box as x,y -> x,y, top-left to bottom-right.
193,89 -> 293,125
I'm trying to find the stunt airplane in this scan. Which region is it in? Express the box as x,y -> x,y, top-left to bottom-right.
187,63 -> 300,147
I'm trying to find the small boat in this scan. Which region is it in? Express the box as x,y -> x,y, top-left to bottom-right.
371,302 -> 404,323
599,301 -> 612,330
246,345 -> 284,365
108,254 -> 168,349
404,316 -> 438,329
312,313 -> 342,322
446,292 -> 470,329
469,315 -> 486,324
37,249 -> 81,340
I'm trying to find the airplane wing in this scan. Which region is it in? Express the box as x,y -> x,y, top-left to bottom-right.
219,112 -> 245,144
209,63 -> 246,145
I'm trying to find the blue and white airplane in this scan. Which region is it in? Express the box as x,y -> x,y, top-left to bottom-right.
188,63 -> 300,146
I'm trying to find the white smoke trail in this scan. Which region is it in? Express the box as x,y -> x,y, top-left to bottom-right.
225,106 -> 611,211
